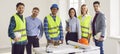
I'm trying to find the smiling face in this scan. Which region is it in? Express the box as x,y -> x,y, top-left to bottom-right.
81,5 -> 88,15
16,5 -> 24,15
93,3 -> 100,12
68,8 -> 76,18
51,8 -> 58,15
69,9 -> 75,18
32,9 -> 39,18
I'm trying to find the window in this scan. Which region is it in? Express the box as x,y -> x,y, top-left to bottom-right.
110,0 -> 120,36
69,0 -> 79,13
69,0 -> 85,14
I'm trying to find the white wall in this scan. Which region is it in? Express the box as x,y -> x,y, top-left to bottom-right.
104,38 -> 119,54
0,0 -> 68,48
110,0 -> 120,36
105,0 -> 120,54
85,0 -> 120,54
0,0 -> 52,48
85,0 -> 120,36
0,0 -> 120,54
85,0 -> 110,36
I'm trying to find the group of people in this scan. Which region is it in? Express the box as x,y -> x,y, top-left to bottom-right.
8,1 -> 106,54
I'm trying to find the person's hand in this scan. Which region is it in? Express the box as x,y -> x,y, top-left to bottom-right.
59,40 -> 63,44
48,40 -> 54,44
78,38 -> 81,43
66,27 -> 70,32
98,37 -> 104,41
78,40 -> 79,42
36,36 -> 39,40
14,37 -> 20,42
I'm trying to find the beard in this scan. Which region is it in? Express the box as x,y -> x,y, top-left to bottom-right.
18,11 -> 24,15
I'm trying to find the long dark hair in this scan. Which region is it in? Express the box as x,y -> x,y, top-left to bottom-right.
68,8 -> 77,18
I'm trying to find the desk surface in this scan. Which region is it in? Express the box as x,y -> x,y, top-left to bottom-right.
33,44 -> 100,54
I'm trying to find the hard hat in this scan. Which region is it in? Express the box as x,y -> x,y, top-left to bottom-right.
79,38 -> 89,45
50,4 -> 59,9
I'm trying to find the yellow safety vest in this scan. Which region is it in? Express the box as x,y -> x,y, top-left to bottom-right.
11,14 -> 27,42
78,15 -> 92,38
46,14 -> 61,38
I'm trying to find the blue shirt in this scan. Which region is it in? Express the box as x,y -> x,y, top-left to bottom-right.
44,14 -> 64,40
66,17 -> 81,39
26,16 -> 43,38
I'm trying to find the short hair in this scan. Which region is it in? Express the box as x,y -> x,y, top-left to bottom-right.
93,1 -> 100,5
33,7 -> 39,11
16,2 -> 25,8
68,8 -> 77,18
81,4 -> 88,14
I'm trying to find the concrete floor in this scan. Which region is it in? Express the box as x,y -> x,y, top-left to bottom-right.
0,43 -> 47,54
0,47 -> 11,54
0,47 -> 35,54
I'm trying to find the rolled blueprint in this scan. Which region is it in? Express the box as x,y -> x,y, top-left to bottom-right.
67,40 -> 90,49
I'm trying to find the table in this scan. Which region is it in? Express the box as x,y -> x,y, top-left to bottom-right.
33,44 -> 100,54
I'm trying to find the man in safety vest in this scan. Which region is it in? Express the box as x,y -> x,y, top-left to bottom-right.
44,4 -> 64,46
78,4 -> 92,45
8,2 -> 27,54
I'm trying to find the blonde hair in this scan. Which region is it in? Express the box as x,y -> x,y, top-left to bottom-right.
81,4 -> 88,15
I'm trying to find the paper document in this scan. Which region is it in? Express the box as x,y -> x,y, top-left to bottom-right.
12,32 -> 21,43
94,32 -> 101,40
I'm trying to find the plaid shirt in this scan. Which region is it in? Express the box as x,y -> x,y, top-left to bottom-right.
44,14 -> 64,40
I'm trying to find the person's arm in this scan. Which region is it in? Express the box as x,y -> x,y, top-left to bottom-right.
25,17 -> 28,33
87,16 -> 92,39
44,17 -> 51,40
38,20 -> 43,38
59,22 -> 64,40
65,20 -> 68,31
65,19 -> 71,32
99,14 -> 106,38
89,16 -> 92,34
76,19 -> 81,40
8,16 -> 16,39
59,22 -> 64,44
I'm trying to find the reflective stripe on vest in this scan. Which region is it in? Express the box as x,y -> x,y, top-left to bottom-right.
46,14 -> 61,38
78,15 -> 91,38
12,14 -> 27,42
